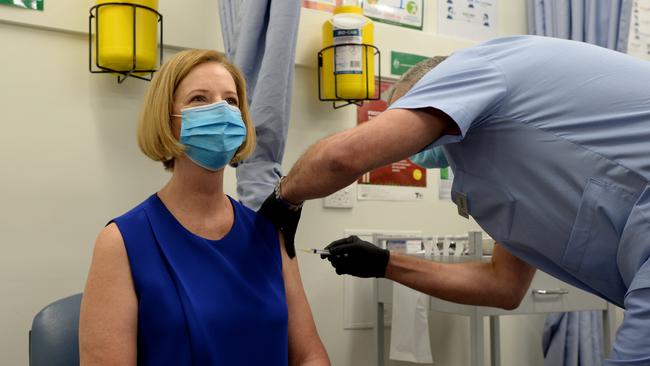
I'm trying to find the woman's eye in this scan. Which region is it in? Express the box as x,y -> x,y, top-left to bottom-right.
190,95 -> 207,102
225,98 -> 239,106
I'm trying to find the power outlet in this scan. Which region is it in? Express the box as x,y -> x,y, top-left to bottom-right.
323,185 -> 355,208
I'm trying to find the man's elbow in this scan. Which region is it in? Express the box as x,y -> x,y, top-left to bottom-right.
499,297 -> 522,311
498,288 -> 528,310
325,142 -> 363,176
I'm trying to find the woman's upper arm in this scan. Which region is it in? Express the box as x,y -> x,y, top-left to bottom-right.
279,233 -> 330,366
79,223 -> 137,366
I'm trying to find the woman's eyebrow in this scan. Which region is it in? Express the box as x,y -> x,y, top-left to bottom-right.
184,88 -> 211,96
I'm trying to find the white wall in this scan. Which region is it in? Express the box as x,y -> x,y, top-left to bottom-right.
0,1 -> 583,365
0,2 -> 222,365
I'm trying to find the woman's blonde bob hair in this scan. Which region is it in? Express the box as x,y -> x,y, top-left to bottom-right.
137,49 -> 256,170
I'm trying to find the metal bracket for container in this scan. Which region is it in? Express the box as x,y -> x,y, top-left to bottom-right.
89,2 -> 163,84
317,43 -> 381,109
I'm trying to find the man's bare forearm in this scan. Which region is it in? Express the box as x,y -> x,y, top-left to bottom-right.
385,245 -> 536,310
282,132 -> 361,204
281,108 -> 449,204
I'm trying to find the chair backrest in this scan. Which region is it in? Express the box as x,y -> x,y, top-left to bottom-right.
29,293 -> 82,366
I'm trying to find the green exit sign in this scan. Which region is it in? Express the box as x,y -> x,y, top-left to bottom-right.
391,51 -> 428,76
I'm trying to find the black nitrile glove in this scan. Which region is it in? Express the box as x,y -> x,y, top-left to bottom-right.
258,192 -> 302,258
322,236 -> 390,278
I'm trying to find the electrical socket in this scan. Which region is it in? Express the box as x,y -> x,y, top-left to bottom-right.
323,185 -> 355,208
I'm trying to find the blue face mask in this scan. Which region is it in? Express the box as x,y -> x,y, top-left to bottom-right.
410,147 -> 450,169
174,100 -> 247,171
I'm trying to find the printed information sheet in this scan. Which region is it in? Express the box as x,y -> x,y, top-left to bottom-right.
363,0 -> 424,30
627,0 -> 650,61
437,0 -> 497,42
357,80 -> 427,201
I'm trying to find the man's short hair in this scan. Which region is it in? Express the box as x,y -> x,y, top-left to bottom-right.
384,56 -> 448,103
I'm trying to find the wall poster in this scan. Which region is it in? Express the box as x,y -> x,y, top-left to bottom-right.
362,0 -> 424,30
391,50 -> 428,76
438,167 -> 453,200
302,0 -> 342,13
356,79 -> 427,201
627,0 -> 650,61
437,0 -> 496,42
0,0 -> 43,11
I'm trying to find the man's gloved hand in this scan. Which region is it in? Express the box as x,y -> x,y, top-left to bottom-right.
322,236 -> 390,278
258,191 -> 302,258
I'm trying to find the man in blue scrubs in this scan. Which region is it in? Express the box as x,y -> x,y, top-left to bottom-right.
260,36 -> 650,364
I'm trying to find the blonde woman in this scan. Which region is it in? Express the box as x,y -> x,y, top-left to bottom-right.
79,49 -> 329,366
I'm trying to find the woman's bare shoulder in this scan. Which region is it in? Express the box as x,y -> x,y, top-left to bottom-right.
91,223 -> 128,266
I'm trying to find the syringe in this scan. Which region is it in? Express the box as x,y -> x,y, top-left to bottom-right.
299,248 -> 331,256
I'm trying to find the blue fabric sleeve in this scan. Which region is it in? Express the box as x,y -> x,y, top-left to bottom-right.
389,49 -> 507,148
219,0 -> 301,210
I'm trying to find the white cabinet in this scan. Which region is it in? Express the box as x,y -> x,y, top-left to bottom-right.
374,263 -> 617,366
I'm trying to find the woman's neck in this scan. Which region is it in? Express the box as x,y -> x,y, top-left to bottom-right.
157,158 -> 230,217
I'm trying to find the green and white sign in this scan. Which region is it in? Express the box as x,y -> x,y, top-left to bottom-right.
439,167 -> 453,200
391,51 -> 428,76
0,0 -> 43,11
363,0 -> 423,30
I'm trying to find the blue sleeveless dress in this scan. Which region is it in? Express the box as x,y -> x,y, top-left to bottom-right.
111,194 -> 288,365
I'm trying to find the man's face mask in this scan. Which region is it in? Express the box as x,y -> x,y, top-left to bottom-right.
173,100 -> 247,171
410,147 -> 449,169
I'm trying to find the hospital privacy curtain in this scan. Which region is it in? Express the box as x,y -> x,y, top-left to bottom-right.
527,0 -> 634,52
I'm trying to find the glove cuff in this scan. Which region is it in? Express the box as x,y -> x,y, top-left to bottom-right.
377,248 -> 390,278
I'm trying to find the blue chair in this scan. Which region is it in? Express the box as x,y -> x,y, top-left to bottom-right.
29,293 -> 82,366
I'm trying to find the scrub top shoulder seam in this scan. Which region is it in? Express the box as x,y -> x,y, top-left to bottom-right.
466,48 -> 511,121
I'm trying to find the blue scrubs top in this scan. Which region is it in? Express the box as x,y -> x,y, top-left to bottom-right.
391,36 -> 650,364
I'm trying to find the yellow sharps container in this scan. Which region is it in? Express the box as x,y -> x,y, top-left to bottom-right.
96,0 -> 159,71
321,5 -> 375,100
